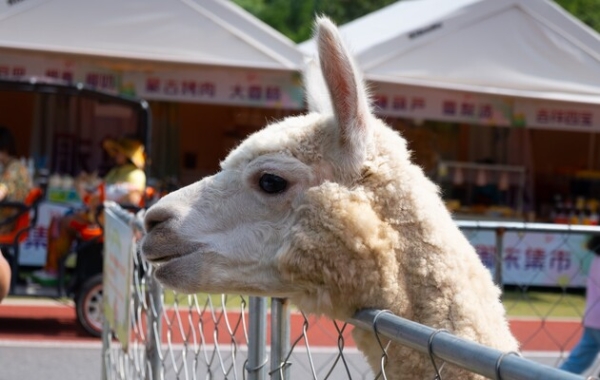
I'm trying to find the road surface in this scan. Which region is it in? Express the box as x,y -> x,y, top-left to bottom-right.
1,298 -> 599,379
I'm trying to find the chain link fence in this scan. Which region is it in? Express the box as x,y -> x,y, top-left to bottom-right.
458,221 -> 600,363
101,202 -> 600,379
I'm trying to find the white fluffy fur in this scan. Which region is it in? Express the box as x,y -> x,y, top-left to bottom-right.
141,16 -> 518,379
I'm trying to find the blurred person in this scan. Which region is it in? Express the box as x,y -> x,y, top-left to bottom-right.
32,138 -> 146,285
0,251 -> 10,302
559,235 -> 600,374
0,125 -> 33,233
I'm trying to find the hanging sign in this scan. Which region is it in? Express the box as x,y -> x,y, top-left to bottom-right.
103,207 -> 134,353
123,68 -> 304,109
464,229 -> 595,288
372,81 -> 600,131
0,50 -> 304,109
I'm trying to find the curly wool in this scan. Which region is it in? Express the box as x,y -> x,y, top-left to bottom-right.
277,119 -> 518,379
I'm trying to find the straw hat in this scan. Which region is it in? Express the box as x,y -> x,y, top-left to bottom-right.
103,138 -> 145,169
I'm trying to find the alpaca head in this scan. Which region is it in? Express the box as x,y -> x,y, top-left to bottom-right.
142,17 -> 418,318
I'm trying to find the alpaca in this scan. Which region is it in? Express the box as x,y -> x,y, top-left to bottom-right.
141,17 -> 519,379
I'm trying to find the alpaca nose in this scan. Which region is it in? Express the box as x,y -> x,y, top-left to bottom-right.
144,205 -> 175,233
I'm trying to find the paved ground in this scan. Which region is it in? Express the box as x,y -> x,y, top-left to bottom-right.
1,297 -> 599,379
0,341 -> 102,380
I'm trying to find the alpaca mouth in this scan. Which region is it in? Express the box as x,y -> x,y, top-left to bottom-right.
141,238 -> 206,266
147,254 -> 182,265
144,248 -> 198,266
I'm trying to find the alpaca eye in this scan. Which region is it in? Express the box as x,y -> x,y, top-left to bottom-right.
259,173 -> 287,194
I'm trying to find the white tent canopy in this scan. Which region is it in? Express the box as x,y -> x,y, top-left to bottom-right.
300,0 -> 600,130
0,0 -> 305,108
0,0 -> 303,70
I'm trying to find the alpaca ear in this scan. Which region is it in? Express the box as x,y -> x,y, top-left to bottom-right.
316,17 -> 372,170
304,57 -> 333,115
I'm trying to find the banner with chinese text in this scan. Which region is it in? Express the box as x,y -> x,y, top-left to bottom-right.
0,50 -> 304,109
372,81 -> 600,131
3,50 -> 599,128
464,229 -> 595,288
123,68 -> 303,109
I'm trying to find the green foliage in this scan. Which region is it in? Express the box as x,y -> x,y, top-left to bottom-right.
232,0 -> 397,42
233,0 -> 600,42
554,0 -> 600,33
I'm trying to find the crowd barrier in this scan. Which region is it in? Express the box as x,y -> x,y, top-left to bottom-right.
101,202 -> 600,379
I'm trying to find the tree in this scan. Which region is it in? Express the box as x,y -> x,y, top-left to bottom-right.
232,0 -> 397,42
232,0 -> 600,42
554,0 -> 600,33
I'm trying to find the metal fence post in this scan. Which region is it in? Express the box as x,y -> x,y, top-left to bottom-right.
247,297 -> 268,380
101,318 -> 111,380
494,227 -> 505,289
146,273 -> 163,380
270,298 -> 290,380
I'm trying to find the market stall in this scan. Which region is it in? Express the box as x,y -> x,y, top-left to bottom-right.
300,0 -> 600,287
0,0 -> 305,186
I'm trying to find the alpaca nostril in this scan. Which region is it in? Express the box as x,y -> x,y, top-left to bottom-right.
144,206 -> 174,233
144,218 -> 161,233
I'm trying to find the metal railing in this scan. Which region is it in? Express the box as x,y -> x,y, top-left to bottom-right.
350,310 -> 581,380
101,202 -> 599,379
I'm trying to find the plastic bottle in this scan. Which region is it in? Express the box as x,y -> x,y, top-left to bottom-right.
590,211 -> 599,226
589,200 -> 599,226
568,208 -> 580,225
555,207 -> 568,224
571,197 -> 585,225
551,194 -> 562,223
582,206 -> 592,225
27,157 -> 35,183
